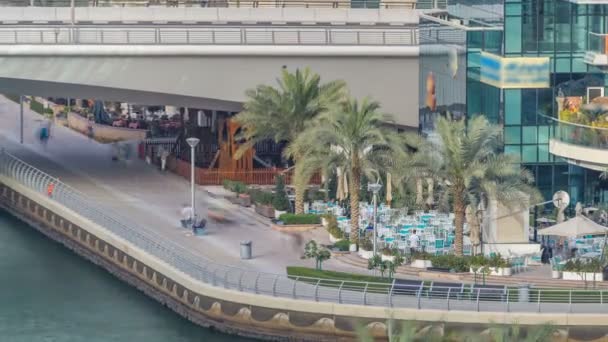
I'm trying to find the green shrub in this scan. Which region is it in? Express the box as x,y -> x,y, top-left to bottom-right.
278,213 -> 320,225
249,189 -> 274,206
323,214 -> 343,239
381,247 -> 399,257
334,239 -> 350,251
30,99 -> 44,115
430,254 -> 470,272
222,180 -> 247,194
44,107 -> 54,115
272,175 -> 290,211
359,238 -> 373,251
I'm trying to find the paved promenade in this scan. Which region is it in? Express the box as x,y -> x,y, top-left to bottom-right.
0,95 -> 333,275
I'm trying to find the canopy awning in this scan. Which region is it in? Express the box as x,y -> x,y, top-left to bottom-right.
538,215 -> 608,237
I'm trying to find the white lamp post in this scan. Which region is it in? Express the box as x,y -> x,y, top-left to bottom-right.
368,182 -> 382,255
186,137 -> 200,229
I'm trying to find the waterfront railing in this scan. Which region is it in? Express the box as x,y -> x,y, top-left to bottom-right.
2,150 -> 608,314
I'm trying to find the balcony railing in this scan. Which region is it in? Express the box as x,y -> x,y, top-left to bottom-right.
585,32 -> 608,65
552,117 -> 608,150
0,26 -> 418,46
0,0 -> 432,9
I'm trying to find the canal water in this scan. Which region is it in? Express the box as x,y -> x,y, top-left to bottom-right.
0,211 -> 252,342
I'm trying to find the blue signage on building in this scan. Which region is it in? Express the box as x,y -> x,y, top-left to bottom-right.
480,52 -> 550,89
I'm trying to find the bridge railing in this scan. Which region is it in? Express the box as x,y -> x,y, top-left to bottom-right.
0,25 -> 418,45
0,0 -> 439,9
2,150 -> 608,314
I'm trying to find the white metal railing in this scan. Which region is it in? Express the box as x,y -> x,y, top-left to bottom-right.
2,149 -> 608,314
0,26 -> 418,45
0,0 -> 426,9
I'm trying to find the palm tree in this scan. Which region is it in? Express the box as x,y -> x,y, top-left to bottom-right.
288,98 -> 404,246
431,116 -> 540,256
234,68 -> 346,214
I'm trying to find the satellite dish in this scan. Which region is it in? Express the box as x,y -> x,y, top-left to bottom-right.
552,191 -> 570,210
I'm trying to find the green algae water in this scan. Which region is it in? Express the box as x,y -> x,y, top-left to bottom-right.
0,211 -> 252,342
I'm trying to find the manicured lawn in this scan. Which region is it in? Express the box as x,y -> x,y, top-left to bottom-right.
287,266 -> 392,292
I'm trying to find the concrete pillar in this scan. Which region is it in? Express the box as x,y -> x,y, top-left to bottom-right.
211,110 -> 217,132
197,110 -> 203,127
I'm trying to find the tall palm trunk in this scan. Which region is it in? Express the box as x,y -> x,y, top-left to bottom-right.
453,185 -> 465,256
349,157 -> 361,245
294,185 -> 305,214
293,155 -> 305,214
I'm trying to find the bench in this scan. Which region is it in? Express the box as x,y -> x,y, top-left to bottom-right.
426,267 -> 451,273
471,284 -> 507,302
428,282 -> 465,299
392,279 -> 424,297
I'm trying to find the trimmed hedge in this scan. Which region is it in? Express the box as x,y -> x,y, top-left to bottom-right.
222,179 -> 247,194
278,213 -> 320,225
334,239 -> 350,251
248,189 -> 274,206
30,99 -> 45,115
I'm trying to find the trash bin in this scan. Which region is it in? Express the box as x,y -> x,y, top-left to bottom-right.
240,241 -> 252,260
518,283 -> 530,303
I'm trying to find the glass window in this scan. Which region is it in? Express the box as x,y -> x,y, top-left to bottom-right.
522,89 -> 537,125
506,3 -> 522,16
556,58 -> 571,73
538,144 -> 550,162
522,126 -> 537,144
537,165 -> 553,187
505,89 -> 522,125
505,16 -> 522,54
505,126 -> 521,144
538,126 -> 550,143
522,145 -> 538,162
505,145 -> 521,159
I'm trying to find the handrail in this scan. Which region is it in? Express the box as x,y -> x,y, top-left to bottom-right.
0,25 -> 418,46
3,149 -> 608,313
540,113 -> 608,149
0,0 -> 426,9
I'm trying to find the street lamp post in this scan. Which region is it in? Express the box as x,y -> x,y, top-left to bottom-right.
186,137 -> 200,230
368,182 -> 382,255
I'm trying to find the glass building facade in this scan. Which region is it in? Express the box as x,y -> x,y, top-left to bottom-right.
419,0 -> 608,206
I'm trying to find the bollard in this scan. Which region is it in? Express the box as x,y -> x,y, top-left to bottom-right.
240,241 -> 252,260
518,283 -> 530,303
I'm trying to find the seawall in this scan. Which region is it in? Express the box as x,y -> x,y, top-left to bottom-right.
2,175 -> 608,341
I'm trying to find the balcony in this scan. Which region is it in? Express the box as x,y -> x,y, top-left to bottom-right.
584,32 -> 608,66
550,118 -> 608,171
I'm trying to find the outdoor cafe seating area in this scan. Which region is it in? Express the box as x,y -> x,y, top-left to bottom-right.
307,201 -> 470,255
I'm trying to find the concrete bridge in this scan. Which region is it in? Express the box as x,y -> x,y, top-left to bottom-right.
0,22 -> 420,127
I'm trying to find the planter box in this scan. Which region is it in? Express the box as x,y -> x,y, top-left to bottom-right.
254,205 -> 275,219
322,217 -> 328,228
349,244 -> 357,252
238,194 -> 251,207
411,259 -> 432,269
274,210 -> 287,219
552,270 -> 562,279
562,271 -> 603,282
358,249 -> 374,260
270,223 -> 320,233
469,267 -> 512,277
381,254 -> 395,262
329,234 -> 344,244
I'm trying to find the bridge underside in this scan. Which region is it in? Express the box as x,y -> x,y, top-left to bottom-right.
0,45 -> 419,127
0,77 -> 241,111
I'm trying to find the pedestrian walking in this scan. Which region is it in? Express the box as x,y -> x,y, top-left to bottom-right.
46,181 -> 55,198
160,148 -> 170,172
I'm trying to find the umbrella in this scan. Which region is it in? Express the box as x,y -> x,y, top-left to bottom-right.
386,173 -> 392,206
342,171 -> 348,198
415,178 -> 424,206
426,178 -> 434,206
538,215 -> 608,237
536,217 -> 556,224
336,168 -> 344,201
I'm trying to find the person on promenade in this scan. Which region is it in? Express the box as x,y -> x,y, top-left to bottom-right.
46,181 -> 55,198
408,229 -> 420,255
